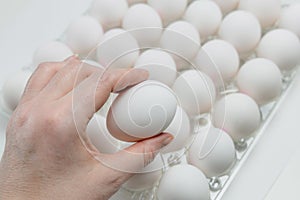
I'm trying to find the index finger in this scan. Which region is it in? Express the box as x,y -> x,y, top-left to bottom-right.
65,68 -> 149,124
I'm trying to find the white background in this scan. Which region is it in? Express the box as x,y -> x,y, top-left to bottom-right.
0,0 -> 300,199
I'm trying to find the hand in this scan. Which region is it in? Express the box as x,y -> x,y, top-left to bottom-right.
0,56 -> 173,200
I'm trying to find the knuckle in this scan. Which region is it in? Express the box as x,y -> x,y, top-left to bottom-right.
37,62 -> 56,73
97,74 -> 114,91
12,106 -> 32,128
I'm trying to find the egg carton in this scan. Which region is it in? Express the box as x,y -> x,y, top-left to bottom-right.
1,0 -> 300,200
106,65 -> 298,200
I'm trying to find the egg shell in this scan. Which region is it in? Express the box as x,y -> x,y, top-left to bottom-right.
194,39 -> 240,87
148,0 -> 188,26
66,16 -> 104,56
238,0 -> 281,28
161,106 -> 191,154
256,29 -> 300,72
134,49 -> 177,86
122,4 -> 162,48
2,70 -> 32,111
87,115 -> 120,154
89,0 -> 128,30
218,10 -> 261,57
160,21 -> 201,70
123,155 -> 164,191
237,58 -> 282,105
97,28 -> 140,69
157,164 -> 210,200
279,3 -> 300,38
172,70 -> 216,116
184,0 -> 222,41
107,80 -> 177,142
187,127 -> 236,177
212,93 -> 261,142
212,0 -> 239,14
32,41 -> 73,68
127,0 -> 146,5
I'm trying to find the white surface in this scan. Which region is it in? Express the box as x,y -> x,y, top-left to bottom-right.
1,0 -> 300,199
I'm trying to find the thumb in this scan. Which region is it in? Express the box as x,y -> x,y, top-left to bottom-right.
98,133 -> 173,176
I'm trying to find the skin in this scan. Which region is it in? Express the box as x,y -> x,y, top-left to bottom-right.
0,56 -> 173,200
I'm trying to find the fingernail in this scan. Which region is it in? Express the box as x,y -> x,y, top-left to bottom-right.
162,135 -> 174,147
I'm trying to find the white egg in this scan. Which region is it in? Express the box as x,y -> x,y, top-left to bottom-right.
97,28 -> 140,69
237,58 -> 282,105
122,4 -> 162,48
123,155 -> 163,191
157,164 -> 210,200
187,127 -> 236,177
87,115 -> 120,154
161,106 -> 191,154
66,16 -> 104,56
160,21 -> 201,70
134,49 -> 177,86
127,0 -> 146,5
279,3 -> 300,38
148,0 -> 188,26
238,0 -> 281,29
32,41 -> 73,68
212,0 -> 239,15
257,29 -> 300,72
212,93 -> 261,142
184,0 -> 222,41
194,39 -> 240,87
109,189 -> 132,200
89,0 -> 128,30
107,80 -> 177,142
218,10 -> 261,57
172,70 -> 216,116
2,70 -> 32,111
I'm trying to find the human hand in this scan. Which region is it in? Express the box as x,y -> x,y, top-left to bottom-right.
0,56 -> 173,200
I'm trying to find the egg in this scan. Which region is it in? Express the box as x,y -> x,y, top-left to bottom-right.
122,4 -> 162,48
161,106 -> 191,154
147,0 -> 188,26
66,16 -> 104,56
212,0 -> 239,14
194,39 -> 240,87
187,127 -> 236,177
256,29 -> 300,72
89,0 -> 128,30
160,21 -> 201,70
237,58 -> 282,105
134,49 -> 177,86
172,70 -> 216,116
279,3 -> 300,38
212,93 -> 261,142
157,164 -> 210,200
107,80 -> 177,142
97,28 -> 140,69
218,10 -> 261,57
127,0 -> 146,5
2,70 -> 32,111
32,41 -> 73,68
87,115 -> 120,154
123,155 -> 163,191
238,0 -> 281,29
184,0 -> 222,41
